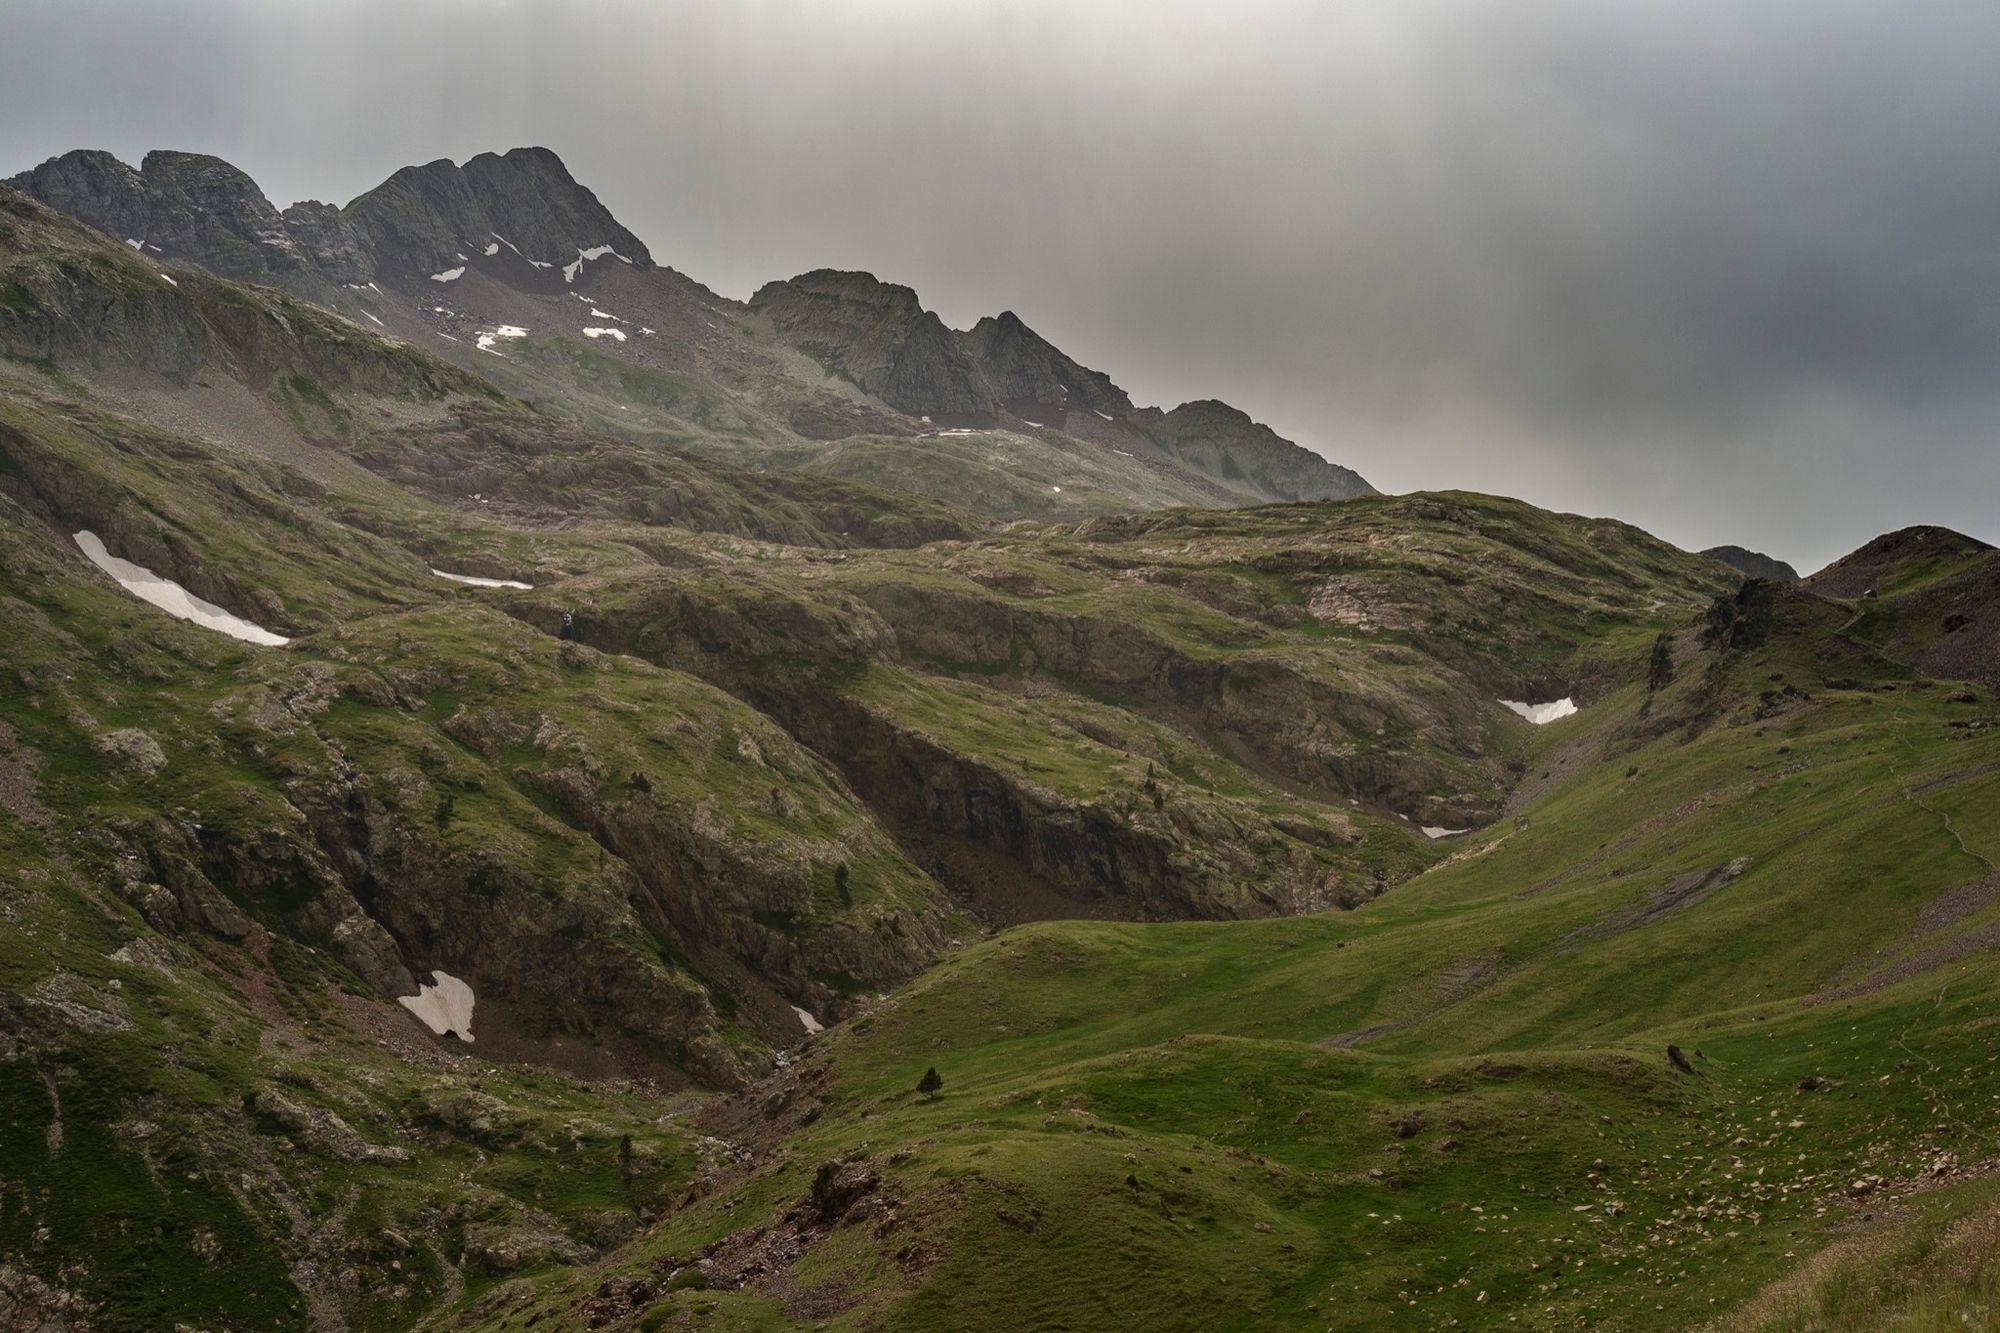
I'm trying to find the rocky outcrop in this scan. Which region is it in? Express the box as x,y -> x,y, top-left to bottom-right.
5,149 -> 151,245
1702,545 -> 1799,582
962,309 -> 1133,417
279,200 -> 375,285
750,270 -> 998,418
0,188 -> 210,380
8,150 -> 340,300
344,146 -> 652,282
136,151 -> 328,292
12,145 -> 649,299
1133,398 -> 1375,502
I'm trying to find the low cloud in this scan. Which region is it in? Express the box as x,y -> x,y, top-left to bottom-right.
5,0 -> 1995,569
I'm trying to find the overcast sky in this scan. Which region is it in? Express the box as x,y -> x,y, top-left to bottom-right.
6,0 -> 1997,571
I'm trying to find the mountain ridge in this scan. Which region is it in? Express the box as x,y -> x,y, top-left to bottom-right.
9,145 -> 1376,509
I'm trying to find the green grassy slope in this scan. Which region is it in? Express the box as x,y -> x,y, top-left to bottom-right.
490,576 -> 2000,1331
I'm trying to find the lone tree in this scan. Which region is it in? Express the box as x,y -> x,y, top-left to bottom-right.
917,1066 -> 943,1101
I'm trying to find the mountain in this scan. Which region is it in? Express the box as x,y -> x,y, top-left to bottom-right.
344,146 -> 654,283
1701,542 -> 1799,582
6,148 -> 346,300
2,157 -> 1997,1333
9,146 -> 1374,514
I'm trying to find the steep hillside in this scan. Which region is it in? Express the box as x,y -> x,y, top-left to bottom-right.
506,559 -> 2000,1332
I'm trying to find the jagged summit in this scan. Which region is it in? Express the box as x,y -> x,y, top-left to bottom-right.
1135,397 -> 1375,502
345,145 -> 653,282
962,308 -> 1133,418
750,269 -> 998,418
751,268 -> 1375,501
9,148 -> 1376,506
7,144 -> 649,299
7,147 -> 337,297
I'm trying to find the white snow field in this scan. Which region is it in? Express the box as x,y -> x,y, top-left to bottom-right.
398,971 -> 477,1041
432,569 -> 532,590
1499,697 -> 1578,724
72,531 -> 288,646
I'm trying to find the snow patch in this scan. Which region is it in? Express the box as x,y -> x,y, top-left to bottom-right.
433,568 -> 531,590
1094,409 -> 1115,421
640,327 -> 656,336
124,238 -> 142,250
72,531 -> 288,646
1422,826 -> 1469,839
1499,697 -> 1578,725
474,325 -> 527,353
483,241 -> 500,256
363,311 -> 384,327
429,266 -> 465,283
157,273 -> 177,286
1051,484 -> 1063,493
1019,420 -> 1045,428
398,970 -> 476,1041
563,244 -> 626,283
792,1005 -> 823,1035
581,327 -> 626,341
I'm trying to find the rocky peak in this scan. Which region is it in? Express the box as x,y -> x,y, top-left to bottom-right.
136,150 -> 321,287
751,270 -> 998,418
5,149 -> 151,245
9,147 -> 337,299
343,146 -> 652,282
1137,398 -> 1376,503
962,309 -> 1133,416
280,200 -> 375,286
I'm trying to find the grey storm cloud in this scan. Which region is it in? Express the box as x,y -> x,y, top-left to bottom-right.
4,0 -> 1997,570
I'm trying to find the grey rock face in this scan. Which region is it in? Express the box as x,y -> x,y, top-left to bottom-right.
280,200 -> 375,285
0,189 -> 209,381
1135,398 -> 1376,502
5,149 -> 152,245
344,146 -> 652,280
137,150 -> 318,287
754,272 -> 1375,497
9,148 -> 338,299
12,145 -> 649,299
751,270 -> 999,417
962,309 -> 1133,416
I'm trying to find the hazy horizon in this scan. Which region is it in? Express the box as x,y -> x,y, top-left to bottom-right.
7,0 -> 1997,572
